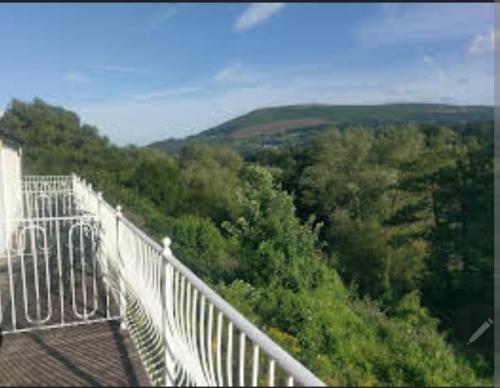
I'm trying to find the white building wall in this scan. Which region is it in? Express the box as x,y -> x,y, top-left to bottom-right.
0,139 -> 23,252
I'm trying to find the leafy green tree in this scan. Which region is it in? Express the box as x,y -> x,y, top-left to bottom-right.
300,127 -> 429,302
222,165 -> 325,291
180,143 -> 243,221
167,214 -> 238,284
126,147 -> 185,216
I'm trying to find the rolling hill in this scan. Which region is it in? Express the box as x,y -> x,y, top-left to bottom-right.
149,103 -> 493,155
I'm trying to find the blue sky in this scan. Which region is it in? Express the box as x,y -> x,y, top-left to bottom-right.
0,3 -> 494,145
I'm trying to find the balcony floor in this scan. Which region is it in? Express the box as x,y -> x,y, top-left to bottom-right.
0,321 -> 151,386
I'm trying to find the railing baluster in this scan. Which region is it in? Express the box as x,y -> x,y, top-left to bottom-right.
191,288 -> 200,373
31,224 -> 41,322
6,226 -> 16,330
268,359 -> 275,387
207,303 -> 217,385
161,241 -> 175,386
97,191 -> 110,319
179,276 -> 190,352
252,344 -> 260,386
56,218 -> 64,325
116,205 -> 126,330
227,321 -> 234,386
185,282 -> 193,353
216,311 -> 224,386
80,220 -> 87,320
91,222 -> 98,318
199,295 -> 210,384
239,332 -> 246,387
69,221 -> 76,319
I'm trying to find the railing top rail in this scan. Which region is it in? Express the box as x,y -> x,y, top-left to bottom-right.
0,214 -> 97,224
19,189 -> 74,192
23,176 -> 73,181
23,175 -> 73,178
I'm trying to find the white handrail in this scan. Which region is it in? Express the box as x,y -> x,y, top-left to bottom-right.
120,214 -> 325,386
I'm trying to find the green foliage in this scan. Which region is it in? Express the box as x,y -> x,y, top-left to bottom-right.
300,126 -> 430,302
166,215 -> 237,284
180,143 -> 243,221
127,147 -> 185,216
219,273 -> 487,386
253,121 -> 493,380
222,165 -> 325,291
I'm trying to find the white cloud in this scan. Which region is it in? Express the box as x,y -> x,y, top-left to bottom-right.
380,3 -> 398,16
212,63 -> 267,84
391,54 -> 491,104
422,54 -> 446,82
355,3 -> 492,47
468,30 -> 495,56
93,65 -> 137,74
147,7 -> 178,31
134,86 -> 202,101
63,71 -> 88,82
234,3 -> 285,32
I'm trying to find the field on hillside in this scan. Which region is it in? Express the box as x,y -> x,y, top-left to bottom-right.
150,103 -> 493,155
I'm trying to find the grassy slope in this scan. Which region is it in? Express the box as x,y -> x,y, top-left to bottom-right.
149,103 -> 493,155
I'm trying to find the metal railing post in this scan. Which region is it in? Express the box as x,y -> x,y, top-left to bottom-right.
98,192 -> 110,319
16,148 -> 23,219
162,237 -> 175,386
116,205 -> 126,330
0,140 -> 7,225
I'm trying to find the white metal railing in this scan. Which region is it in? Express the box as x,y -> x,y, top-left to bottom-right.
0,172 -> 325,386
71,174 -> 325,387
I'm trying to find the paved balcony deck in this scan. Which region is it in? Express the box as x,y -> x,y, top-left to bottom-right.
0,321 -> 150,386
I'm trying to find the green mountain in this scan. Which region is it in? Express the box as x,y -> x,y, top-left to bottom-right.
149,103 -> 493,155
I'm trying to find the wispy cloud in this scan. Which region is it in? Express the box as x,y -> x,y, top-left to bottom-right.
212,63 -> 267,84
134,86 -> 201,101
135,64 -> 268,102
468,30 -> 494,56
234,3 -> 285,32
92,65 -> 138,74
355,3 -> 492,47
419,54 -> 473,99
63,71 -> 88,82
380,3 -> 399,17
422,54 -> 446,82
147,7 -> 178,32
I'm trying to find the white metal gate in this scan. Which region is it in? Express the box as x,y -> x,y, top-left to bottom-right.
0,177 -> 119,334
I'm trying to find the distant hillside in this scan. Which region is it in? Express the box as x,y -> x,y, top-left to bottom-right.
149,103 -> 493,155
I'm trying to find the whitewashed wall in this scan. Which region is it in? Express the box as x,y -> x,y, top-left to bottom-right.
0,139 -> 23,252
